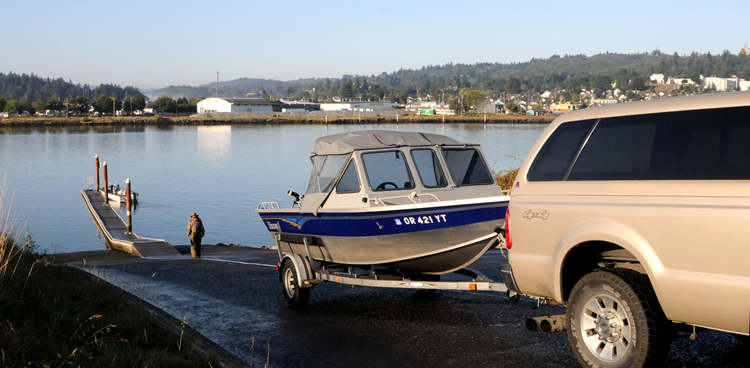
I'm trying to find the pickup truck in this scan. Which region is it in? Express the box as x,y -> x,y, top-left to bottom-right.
502,91 -> 750,367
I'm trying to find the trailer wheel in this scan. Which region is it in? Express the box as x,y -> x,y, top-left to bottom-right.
282,260 -> 310,308
567,269 -> 671,368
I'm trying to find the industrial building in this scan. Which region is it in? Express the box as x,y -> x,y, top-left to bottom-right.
196,98 -> 282,113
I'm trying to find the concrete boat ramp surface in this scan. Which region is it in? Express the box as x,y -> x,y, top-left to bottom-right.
55,246 -> 749,368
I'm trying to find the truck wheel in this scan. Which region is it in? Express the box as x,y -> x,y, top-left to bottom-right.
567,269 -> 671,368
282,261 -> 310,308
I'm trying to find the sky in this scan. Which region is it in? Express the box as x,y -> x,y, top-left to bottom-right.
2,0 -> 749,90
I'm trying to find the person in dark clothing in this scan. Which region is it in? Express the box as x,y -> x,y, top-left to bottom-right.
187,213 -> 205,258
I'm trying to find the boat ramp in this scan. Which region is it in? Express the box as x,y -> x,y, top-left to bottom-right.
81,189 -> 179,257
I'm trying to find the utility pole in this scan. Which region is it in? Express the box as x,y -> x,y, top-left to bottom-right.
216,71 -> 220,97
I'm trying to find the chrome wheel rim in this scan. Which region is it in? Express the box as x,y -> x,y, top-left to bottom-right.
284,267 -> 296,298
579,294 -> 632,362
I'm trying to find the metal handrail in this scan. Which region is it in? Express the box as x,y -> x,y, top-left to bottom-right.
257,202 -> 280,210
371,191 -> 440,206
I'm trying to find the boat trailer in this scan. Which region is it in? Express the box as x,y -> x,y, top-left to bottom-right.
272,234 -> 518,308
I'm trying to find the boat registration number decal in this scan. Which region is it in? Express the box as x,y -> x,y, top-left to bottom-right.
395,214 -> 447,225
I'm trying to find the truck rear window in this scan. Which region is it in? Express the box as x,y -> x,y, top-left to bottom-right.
527,119 -> 596,181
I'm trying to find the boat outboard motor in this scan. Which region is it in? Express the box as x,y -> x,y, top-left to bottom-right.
288,190 -> 303,208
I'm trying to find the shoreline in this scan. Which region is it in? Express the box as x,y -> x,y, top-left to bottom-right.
0,114 -> 555,127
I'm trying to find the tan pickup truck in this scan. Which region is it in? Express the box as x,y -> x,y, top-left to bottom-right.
502,91 -> 750,367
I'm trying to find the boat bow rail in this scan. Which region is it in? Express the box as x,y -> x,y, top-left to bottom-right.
257,202 -> 281,210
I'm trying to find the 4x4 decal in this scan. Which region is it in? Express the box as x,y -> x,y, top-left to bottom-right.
522,210 -> 549,220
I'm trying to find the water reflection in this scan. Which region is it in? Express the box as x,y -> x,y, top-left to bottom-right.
197,125 -> 231,159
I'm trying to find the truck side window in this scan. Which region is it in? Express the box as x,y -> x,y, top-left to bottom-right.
565,106 -> 750,181
527,119 -> 596,181
567,121 -> 656,180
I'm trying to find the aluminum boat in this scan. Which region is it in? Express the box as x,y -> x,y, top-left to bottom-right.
257,130 -> 508,275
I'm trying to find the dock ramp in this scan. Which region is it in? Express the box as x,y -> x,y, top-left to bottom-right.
81,189 -> 179,257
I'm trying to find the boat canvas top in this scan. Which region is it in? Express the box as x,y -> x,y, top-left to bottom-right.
276,130 -> 505,215
310,130 -> 476,156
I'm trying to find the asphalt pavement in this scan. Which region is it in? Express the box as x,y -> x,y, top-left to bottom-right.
58,246 -> 749,368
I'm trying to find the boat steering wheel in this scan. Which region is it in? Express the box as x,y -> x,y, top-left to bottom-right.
376,182 -> 398,190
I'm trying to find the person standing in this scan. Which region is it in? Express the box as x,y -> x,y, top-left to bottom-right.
187,213 -> 205,258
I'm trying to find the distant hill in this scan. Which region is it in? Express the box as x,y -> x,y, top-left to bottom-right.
151,77 -> 332,99
150,50 -> 750,103
5,50 -> 749,104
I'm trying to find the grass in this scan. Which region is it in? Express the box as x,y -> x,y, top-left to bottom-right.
0,179 -> 218,367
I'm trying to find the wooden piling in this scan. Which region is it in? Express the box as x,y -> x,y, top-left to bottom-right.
126,178 -> 132,233
95,155 -> 100,192
103,161 -> 108,206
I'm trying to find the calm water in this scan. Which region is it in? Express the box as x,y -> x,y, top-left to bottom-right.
0,123 -> 547,253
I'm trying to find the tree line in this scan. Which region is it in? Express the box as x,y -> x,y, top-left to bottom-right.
0,72 -> 146,115
0,93 -> 147,115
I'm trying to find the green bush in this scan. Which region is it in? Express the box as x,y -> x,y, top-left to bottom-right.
496,168 -> 519,191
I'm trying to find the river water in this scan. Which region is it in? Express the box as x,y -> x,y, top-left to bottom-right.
0,123 -> 547,253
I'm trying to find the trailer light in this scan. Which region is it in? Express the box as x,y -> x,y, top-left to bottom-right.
275,265 -> 279,271
304,280 -> 311,285
469,284 -> 477,290
336,277 -> 341,282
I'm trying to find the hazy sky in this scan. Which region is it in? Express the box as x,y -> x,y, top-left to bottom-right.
2,0 -> 748,89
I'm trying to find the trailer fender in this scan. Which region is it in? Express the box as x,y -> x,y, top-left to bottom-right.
280,254 -> 314,288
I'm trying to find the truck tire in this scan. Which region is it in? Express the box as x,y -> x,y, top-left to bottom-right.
282,260 -> 310,308
566,269 -> 671,368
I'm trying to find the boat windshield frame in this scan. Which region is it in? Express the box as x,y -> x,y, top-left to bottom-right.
305,153 -> 352,195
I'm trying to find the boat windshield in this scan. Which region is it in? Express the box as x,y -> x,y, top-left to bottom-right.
306,154 -> 350,194
441,148 -> 494,186
362,150 -> 415,191
411,149 -> 448,188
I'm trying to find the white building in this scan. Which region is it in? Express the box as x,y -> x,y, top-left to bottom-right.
701,77 -> 738,91
591,98 -> 618,106
196,98 -> 276,113
319,102 -> 399,111
650,74 -> 665,84
667,77 -> 696,85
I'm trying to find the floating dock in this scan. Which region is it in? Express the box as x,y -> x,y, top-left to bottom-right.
81,189 -> 179,257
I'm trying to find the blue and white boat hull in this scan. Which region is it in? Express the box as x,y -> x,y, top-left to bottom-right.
258,197 -> 508,274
